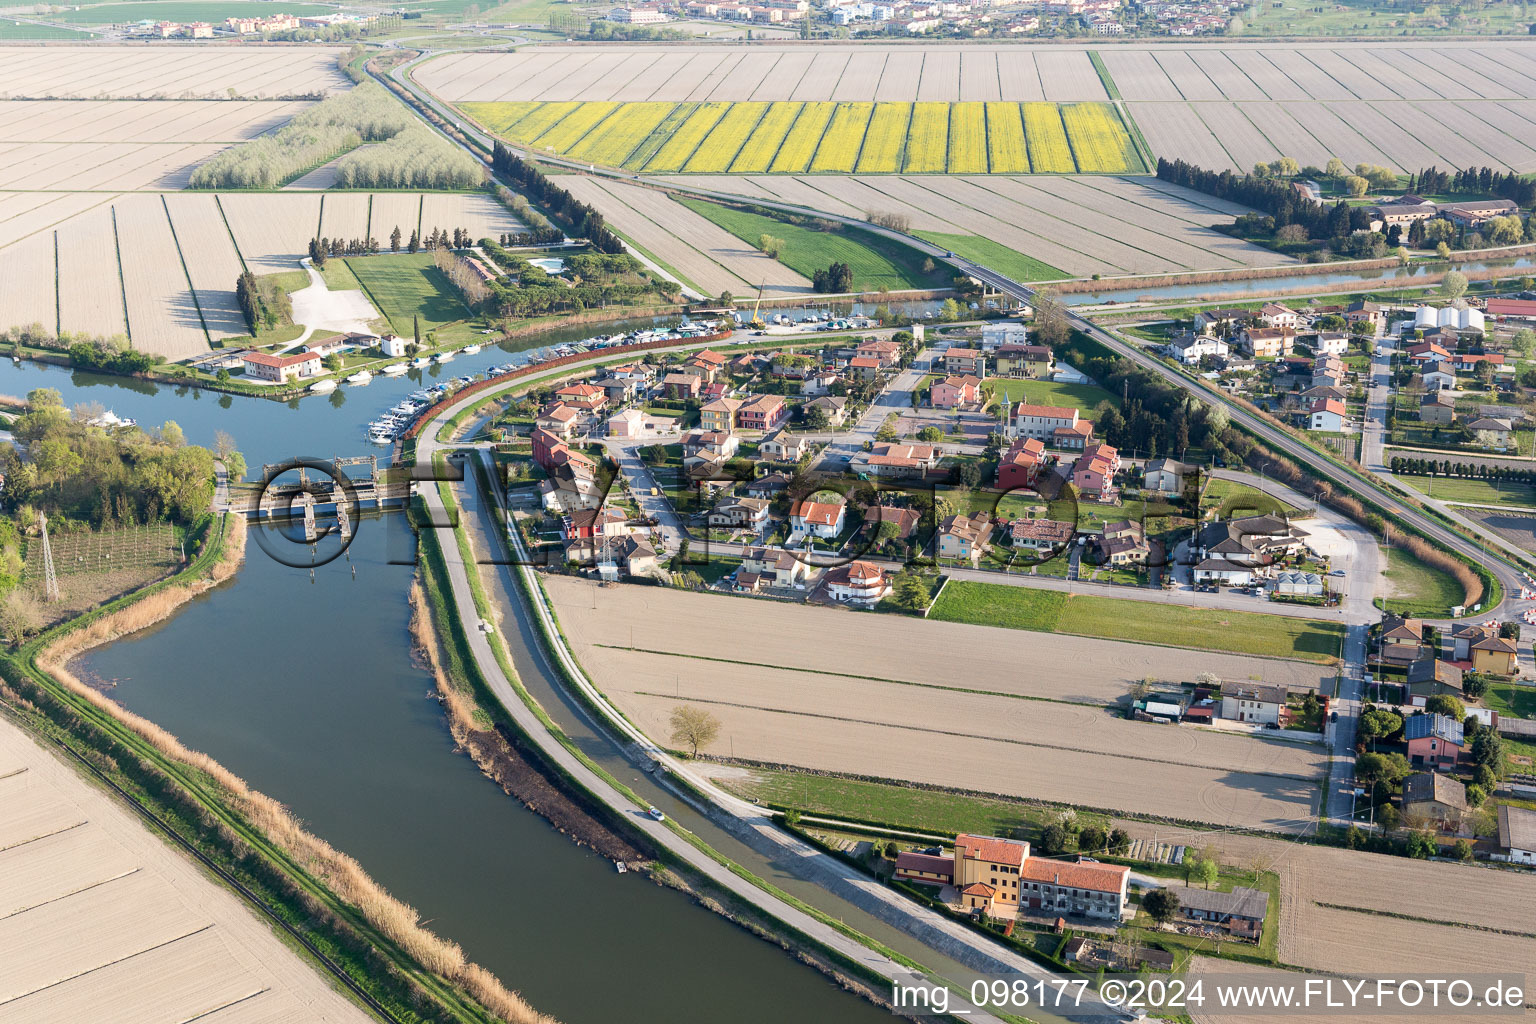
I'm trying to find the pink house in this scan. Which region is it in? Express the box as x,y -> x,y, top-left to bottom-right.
931,374 -> 981,409
1405,713 -> 1463,769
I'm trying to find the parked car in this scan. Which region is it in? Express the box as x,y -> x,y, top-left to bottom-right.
646,806 -> 665,822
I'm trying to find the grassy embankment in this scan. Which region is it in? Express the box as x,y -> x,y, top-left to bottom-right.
928,580 -> 1345,663
674,197 -> 953,293
914,230 -> 1065,283
1394,472 -> 1536,511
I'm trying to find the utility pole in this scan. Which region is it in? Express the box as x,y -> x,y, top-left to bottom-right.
39,512 -> 58,604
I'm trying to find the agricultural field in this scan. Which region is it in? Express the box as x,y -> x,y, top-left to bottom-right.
556,176 -> 810,298
0,717 -> 374,1024
0,45 -> 350,98
22,523 -> 182,623
668,173 -> 1290,279
456,98 -> 1141,174
1114,822 -> 1536,986
928,582 -> 1345,663
544,576 -> 1324,833
426,42 -> 1536,174
675,198 -> 952,293
0,190 -> 511,357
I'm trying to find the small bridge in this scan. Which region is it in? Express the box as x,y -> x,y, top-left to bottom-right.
223,456 -> 414,523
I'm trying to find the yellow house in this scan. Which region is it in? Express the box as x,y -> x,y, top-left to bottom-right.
954,834 -> 1029,913
1471,634 -> 1519,675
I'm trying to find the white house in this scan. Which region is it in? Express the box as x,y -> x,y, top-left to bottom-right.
822,560 -> 891,608
1143,458 -> 1188,494
1220,684 -> 1289,725
1309,398 -> 1346,432
791,499 -> 845,539
981,321 -> 1028,351
1307,332 -> 1350,357
1421,361 -> 1457,391
1259,302 -> 1301,329
1166,333 -> 1228,365
381,335 -> 408,357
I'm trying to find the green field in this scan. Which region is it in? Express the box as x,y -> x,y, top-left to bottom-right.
913,231 -> 1065,282
1376,546 -> 1464,618
929,581 -> 1344,662
1201,478 -> 1301,517
51,0 -> 331,21
980,377 -> 1117,411
716,765 -> 1062,837
0,17 -> 93,36
1395,473 -> 1536,510
677,198 -> 950,293
344,254 -> 468,335
1485,682 -> 1536,720
458,99 -> 1142,175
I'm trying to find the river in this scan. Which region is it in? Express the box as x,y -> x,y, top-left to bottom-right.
14,336 -> 947,1024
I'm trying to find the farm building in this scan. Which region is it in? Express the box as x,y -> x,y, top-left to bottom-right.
1174,885 -> 1268,940
1496,805 -> 1536,864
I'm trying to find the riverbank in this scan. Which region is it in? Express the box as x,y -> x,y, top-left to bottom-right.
3,512 -> 557,1024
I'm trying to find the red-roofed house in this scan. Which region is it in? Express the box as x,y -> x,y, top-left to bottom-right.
1008,403 -> 1079,443
1309,398 -> 1346,432
791,499 -> 846,539
822,560 -> 891,607
737,394 -> 789,432
931,374 -> 982,409
997,437 -> 1046,490
242,350 -> 322,383
554,382 -> 608,413
847,355 -> 884,381
943,347 -> 985,375
536,402 -> 581,438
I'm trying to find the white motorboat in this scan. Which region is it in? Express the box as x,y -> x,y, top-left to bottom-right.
412,356 -> 431,369
434,351 -> 454,364
461,344 -> 482,355
308,379 -> 337,393
346,370 -> 372,385
381,362 -> 409,376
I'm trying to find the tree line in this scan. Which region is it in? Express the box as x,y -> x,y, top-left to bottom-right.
1390,455 -> 1536,485
1408,166 -> 1536,209
490,143 -> 625,256
235,271 -> 292,334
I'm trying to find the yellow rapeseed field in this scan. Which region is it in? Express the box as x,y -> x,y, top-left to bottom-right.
460,99 -> 1140,176
769,101 -> 837,173
683,101 -> 769,172
529,101 -> 621,154
946,102 -> 988,173
1059,102 -> 1141,174
458,101 -> 543,140
808,101 -> 873,173
984,102 -> 1030,174
729,101 -> 804,172
1022,101 -> 1076,173
642,101 -> 733,172
567,101 -> 677,166
623,102 -> 698,169
903,102 -> 949,173
854,102 -> 909,173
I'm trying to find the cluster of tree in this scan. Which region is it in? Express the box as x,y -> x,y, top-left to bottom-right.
490,185 -> 560,244
477,238 -> 665,318
234,270 -> 293,334
190,82 -> 414,189
331,123 -> 485,190
1036,810 -> 1131,859
308,235 -> 378,264
1389,456 -> 1536,486
1409,166 -> 1536,208
66,337 -> 153,375
490,144 -> 625,256
1157,158 -> 1375,243
812,262 -> 855,293
865,210 -> 912,232
0,388 -> 214,527
1056,329 -> 1233,462
432,247 -> 492,307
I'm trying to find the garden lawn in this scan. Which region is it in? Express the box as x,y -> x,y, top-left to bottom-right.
1395,473 -> 1536,510
982,377 -> 1118,410
1484,682 -> 1536,721
1376,546 -> 1463,618
676,198 -> 948,292
1201,477 -> 1301,517
929,581 -> 1343,662
914,231 -> 1064,282
343,253 -> 468,335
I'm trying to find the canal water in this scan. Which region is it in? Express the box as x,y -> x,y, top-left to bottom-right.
74,523 -> 894,1024
1060,255 -> 1536,307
